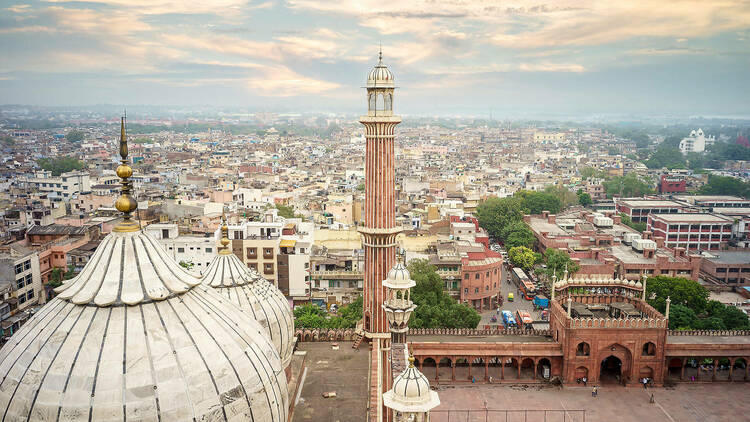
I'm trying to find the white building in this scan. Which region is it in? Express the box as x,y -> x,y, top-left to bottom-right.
18,170 -> 91,201
143,223 -> 219,272
679,128 -> 715,154
0,244 -> 43,313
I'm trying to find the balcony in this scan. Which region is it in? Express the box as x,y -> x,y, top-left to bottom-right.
309,270 -> 363,280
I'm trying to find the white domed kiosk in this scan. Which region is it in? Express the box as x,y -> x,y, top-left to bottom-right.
201,216 -> 295,370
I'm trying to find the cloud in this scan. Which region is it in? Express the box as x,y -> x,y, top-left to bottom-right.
245,66 -> 340,96
44,0 -> 255,16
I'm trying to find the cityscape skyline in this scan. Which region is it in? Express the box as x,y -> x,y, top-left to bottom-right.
1,1 -> 749,116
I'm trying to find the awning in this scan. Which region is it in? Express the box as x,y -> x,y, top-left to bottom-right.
279,239 -> 297,248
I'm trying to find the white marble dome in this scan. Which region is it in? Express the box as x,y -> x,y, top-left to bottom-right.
202,247 -> 295,369
383,261 -> 415,290
384,357 -> 440,414
367,53 -> 395,88
0,229 -> 288,421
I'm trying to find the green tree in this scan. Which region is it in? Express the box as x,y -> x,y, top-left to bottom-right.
275,203 -> 303,219
36,156 -> 85,176
620,213 -> 646,232
645,146 -> 686,169
543,185 -> 578,209
645,276 -> 709,315
668,304 -> 698,330
66,130 -> 84,143
47,265 -> 76,289
503,221 -> 536,249
408,259 -> 481,329
698,175 -> 750,199
293,304 -> 328,328
516,190 -> 563,214
577,192 -> 592,207
602,173 -> 654,198
179,260 -> 194,270
539,249 -> 579,280
507,246 -> 540,272
476,196 -> 525,240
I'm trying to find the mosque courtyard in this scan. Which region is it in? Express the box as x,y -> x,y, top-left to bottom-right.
431,382 -> 750,422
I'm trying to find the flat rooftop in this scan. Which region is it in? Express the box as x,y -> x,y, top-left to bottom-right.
291,342 -> 369,422
666,335 -> 750,344
618,199 -> 683,207
677,195 -> 748,202
651,213 -> 733,223
703,251 -> 750,265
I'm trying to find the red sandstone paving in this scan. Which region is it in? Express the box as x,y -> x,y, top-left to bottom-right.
431,383 -> 750,422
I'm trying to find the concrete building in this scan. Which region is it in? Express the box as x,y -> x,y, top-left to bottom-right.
614,198 -> 684,223
143,222 -> 218,272
18,170 -> 91,201
0,244 -> 43,314
647,213 -> 734,251
679,128 -> 715,153
700,251 -> 750,286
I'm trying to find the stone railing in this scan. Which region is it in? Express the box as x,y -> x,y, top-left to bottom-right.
408,327 -> 552,337
308,270 -> 364,279
570,317 -> 667,329
296,328 -> 356,342
668,330 -> 750,336
294,327 -> 553,342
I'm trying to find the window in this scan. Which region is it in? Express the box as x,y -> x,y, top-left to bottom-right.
18,295 -> 26,305
27,290 -> 34,300
474,288 -> 479,293
177,248 -> 185,253
576,342 -> 590,356
24,261 -> 30,271
16,279 -> 24,290
716,268 -> 727,273
234,231 -> 244,240
263,248 -> 274,258
475,273 -> 480,279
264,263 -> 274,274
464,288 -> 468,293
205,248 -> 212,253
486,271 -> 490,277
14,263 -> 23,274
464,274 -> 469,280
25,274 -> 32,286
246,248 -> 257,259
247,263 -> 258,271
642,342 -> 656,356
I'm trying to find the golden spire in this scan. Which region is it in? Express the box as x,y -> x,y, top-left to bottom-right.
408,354 -> 415,368
218,212 -> 232,255
113,115 -> 140,232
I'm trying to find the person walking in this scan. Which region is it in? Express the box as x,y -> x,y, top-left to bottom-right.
582,376 -> 587,386
642,378 -> 648,389
592,386 -> 597,397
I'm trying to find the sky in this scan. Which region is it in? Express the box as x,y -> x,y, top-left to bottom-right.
1,0 -> 749,116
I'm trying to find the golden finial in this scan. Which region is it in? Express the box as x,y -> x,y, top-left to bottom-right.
113,115 -> 140,232
408,354 -> 415,368
219,212 -> 232,255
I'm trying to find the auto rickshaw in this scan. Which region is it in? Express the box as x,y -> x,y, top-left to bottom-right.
508,292 -> 514,302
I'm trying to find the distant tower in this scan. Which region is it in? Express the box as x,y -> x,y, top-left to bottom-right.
360,50 -> 401,335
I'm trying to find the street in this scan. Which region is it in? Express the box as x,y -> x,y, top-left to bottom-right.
477,265 -> 545,329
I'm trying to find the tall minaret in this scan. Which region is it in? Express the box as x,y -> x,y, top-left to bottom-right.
360,50 -> 401,336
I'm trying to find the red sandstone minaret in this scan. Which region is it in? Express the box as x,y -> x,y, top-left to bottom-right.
359,50 -> 401,336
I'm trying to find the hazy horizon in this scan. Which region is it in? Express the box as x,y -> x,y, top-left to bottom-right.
1,1 -> 749,116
